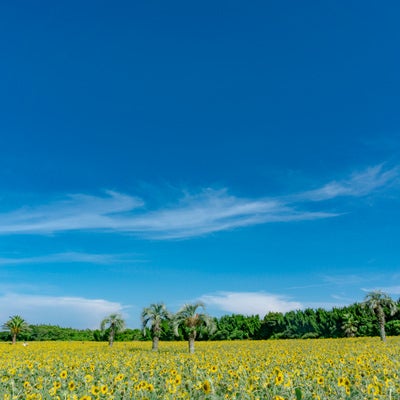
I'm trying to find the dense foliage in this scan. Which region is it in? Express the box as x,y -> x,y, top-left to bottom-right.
1,300 -> 398,342
0,326 -> 143,342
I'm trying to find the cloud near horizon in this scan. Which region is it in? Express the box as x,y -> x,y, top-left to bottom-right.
0,164 -> 396,240
200,291 -> 348,316
0,293 -> 127,329
200,291 -> 303,316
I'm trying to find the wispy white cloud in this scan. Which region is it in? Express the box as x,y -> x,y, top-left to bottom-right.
296,164 -> 398,201
200,291 -> 302,316
126,189 -> 335,239
379,286 -> 400,295
361,286 -> 400,296
0,188 -> 335,239
0,252 -> 142,266
322,273 -> 400,300
0,293 -> 127,329
323,274 -> 373,286
0,164 -> 396,240
0,191 -> 143,235
322,273 -> 386,286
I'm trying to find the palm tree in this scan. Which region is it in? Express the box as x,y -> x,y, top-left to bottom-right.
341,313 -> 358,337
173,302 -> 215,353
3,315 -> 30,344
362,291 -> 398,342
142,303 -> 170,351
100,313 -> 125,347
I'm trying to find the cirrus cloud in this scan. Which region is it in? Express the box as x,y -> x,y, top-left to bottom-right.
0,164 -> 396,240
0,252 -> 143,266
294,164 -> 399,201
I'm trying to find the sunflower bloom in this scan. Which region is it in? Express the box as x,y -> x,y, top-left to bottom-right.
202,380 -> 212,394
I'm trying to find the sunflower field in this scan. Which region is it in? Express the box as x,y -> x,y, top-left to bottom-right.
0,337 -> 399,399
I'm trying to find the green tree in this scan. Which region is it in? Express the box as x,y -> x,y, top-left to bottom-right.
116,328 -> 143,341
345,303 -> 377,337
362,291 -> 398,342
316,308 -> 340,338
100,313 -> 125,347
281,310 -> 319,339
260,312 -> 285,339
213,314 -> 261,340
173,302 -> 215,353
141,303 -> 170,351
386,320 -> 400,336
341,313 -> 358,337
2,315 -> 30,344
28,325 -> 95,341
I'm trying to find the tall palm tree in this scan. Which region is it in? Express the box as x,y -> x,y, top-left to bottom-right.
3,315 -> 30,344
142,303 -> 170,351
100,313 -> 125,347
173,302 -> 215,353
362,290 -> 398,342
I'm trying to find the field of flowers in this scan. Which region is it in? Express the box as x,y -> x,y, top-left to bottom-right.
0,337 -> 399,399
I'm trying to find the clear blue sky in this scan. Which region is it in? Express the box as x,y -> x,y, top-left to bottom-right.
1,1 -> 399,329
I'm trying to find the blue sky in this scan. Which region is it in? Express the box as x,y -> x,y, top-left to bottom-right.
1,1 -> 400,329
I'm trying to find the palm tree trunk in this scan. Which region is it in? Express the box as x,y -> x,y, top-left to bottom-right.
377,309 -> 386,342
12,333 -> 16,345
109,329 -> 115,347
152,336 -> 159,351
188,337 -> 195,353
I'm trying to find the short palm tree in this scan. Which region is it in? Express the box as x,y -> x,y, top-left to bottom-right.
341,313 -> 358,337
173,302 -> 215,353
3,315 -> 30,344
362,290 -> 398,342
100,313 -> 125,347
142,303 -> 170,351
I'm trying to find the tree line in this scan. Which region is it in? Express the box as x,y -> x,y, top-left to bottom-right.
2,291 -> 399,349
